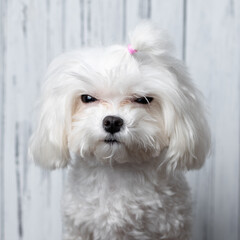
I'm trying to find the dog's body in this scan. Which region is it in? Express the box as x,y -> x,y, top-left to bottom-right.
29,22 -> 210,240
63,159 -> 191,240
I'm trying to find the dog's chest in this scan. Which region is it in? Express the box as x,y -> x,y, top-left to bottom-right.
65,164 -> 164,210
63,163 -> 190,239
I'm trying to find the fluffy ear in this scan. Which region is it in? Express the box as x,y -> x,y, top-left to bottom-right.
29,95 -> 72,169
163,61 -> 211,172
29,54 -> 80,169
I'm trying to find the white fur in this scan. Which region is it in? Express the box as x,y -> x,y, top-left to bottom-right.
29,22 -> 210,240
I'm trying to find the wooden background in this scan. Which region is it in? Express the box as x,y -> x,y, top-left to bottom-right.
0,0 -> 239,239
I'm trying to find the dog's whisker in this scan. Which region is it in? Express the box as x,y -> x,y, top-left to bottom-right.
80,143 -> 85,158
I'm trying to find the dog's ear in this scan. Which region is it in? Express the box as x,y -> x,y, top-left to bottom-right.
29,54 -> 78,169
162,62 -> 211,172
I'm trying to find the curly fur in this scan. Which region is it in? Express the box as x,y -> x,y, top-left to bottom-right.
29,22 -> 210,240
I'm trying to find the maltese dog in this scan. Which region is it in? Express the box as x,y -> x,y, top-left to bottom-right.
29,22 -> 210,240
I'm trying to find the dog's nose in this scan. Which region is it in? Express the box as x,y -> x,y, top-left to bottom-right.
103,116 -> 124,134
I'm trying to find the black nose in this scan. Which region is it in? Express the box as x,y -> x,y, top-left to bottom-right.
103,116 -> 124,134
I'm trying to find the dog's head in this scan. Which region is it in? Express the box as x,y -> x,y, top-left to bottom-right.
29,22 -> 210,171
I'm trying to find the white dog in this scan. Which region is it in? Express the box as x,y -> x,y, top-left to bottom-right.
29,22 -> 210,240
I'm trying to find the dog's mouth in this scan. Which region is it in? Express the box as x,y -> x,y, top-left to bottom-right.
104,136 -> 120,144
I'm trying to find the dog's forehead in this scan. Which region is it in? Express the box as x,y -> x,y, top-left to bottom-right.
74,46 -> 167,99
79,47 -> 145,94
90,72 -> 145,99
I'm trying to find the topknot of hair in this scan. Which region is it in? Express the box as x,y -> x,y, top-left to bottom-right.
128,21 -> 174,56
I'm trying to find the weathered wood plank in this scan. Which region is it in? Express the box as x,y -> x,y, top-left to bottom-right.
151,0 -> 185,58
63,0 -> 81,50
64,0 -> 127,51
89,0 -> 126,46
3,0 -> 26,238
2,0 -> 63,239
186,0 -> 240,240
0,0 -> 7,238
19,0 -> 64,239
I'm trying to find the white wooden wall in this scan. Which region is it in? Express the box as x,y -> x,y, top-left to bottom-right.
0,0 -> 239,239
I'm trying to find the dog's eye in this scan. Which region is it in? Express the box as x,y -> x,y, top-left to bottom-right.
134,97 -> 153,104
81,95 -> 97,103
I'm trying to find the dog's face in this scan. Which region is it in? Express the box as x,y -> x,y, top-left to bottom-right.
68,62 -> 168,164
29,23 -> 210,171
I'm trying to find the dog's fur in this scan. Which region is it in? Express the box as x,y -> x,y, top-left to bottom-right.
29,22 -> 210,240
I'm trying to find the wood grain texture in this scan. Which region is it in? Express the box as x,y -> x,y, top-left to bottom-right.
151,0 -> 185,58
0,0 -> 7,238
0,0 -> 239,240
21,1 -> 63,239
185,0 -> 240,240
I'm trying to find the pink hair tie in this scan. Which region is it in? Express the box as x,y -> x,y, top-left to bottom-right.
127,44 -> 137,55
